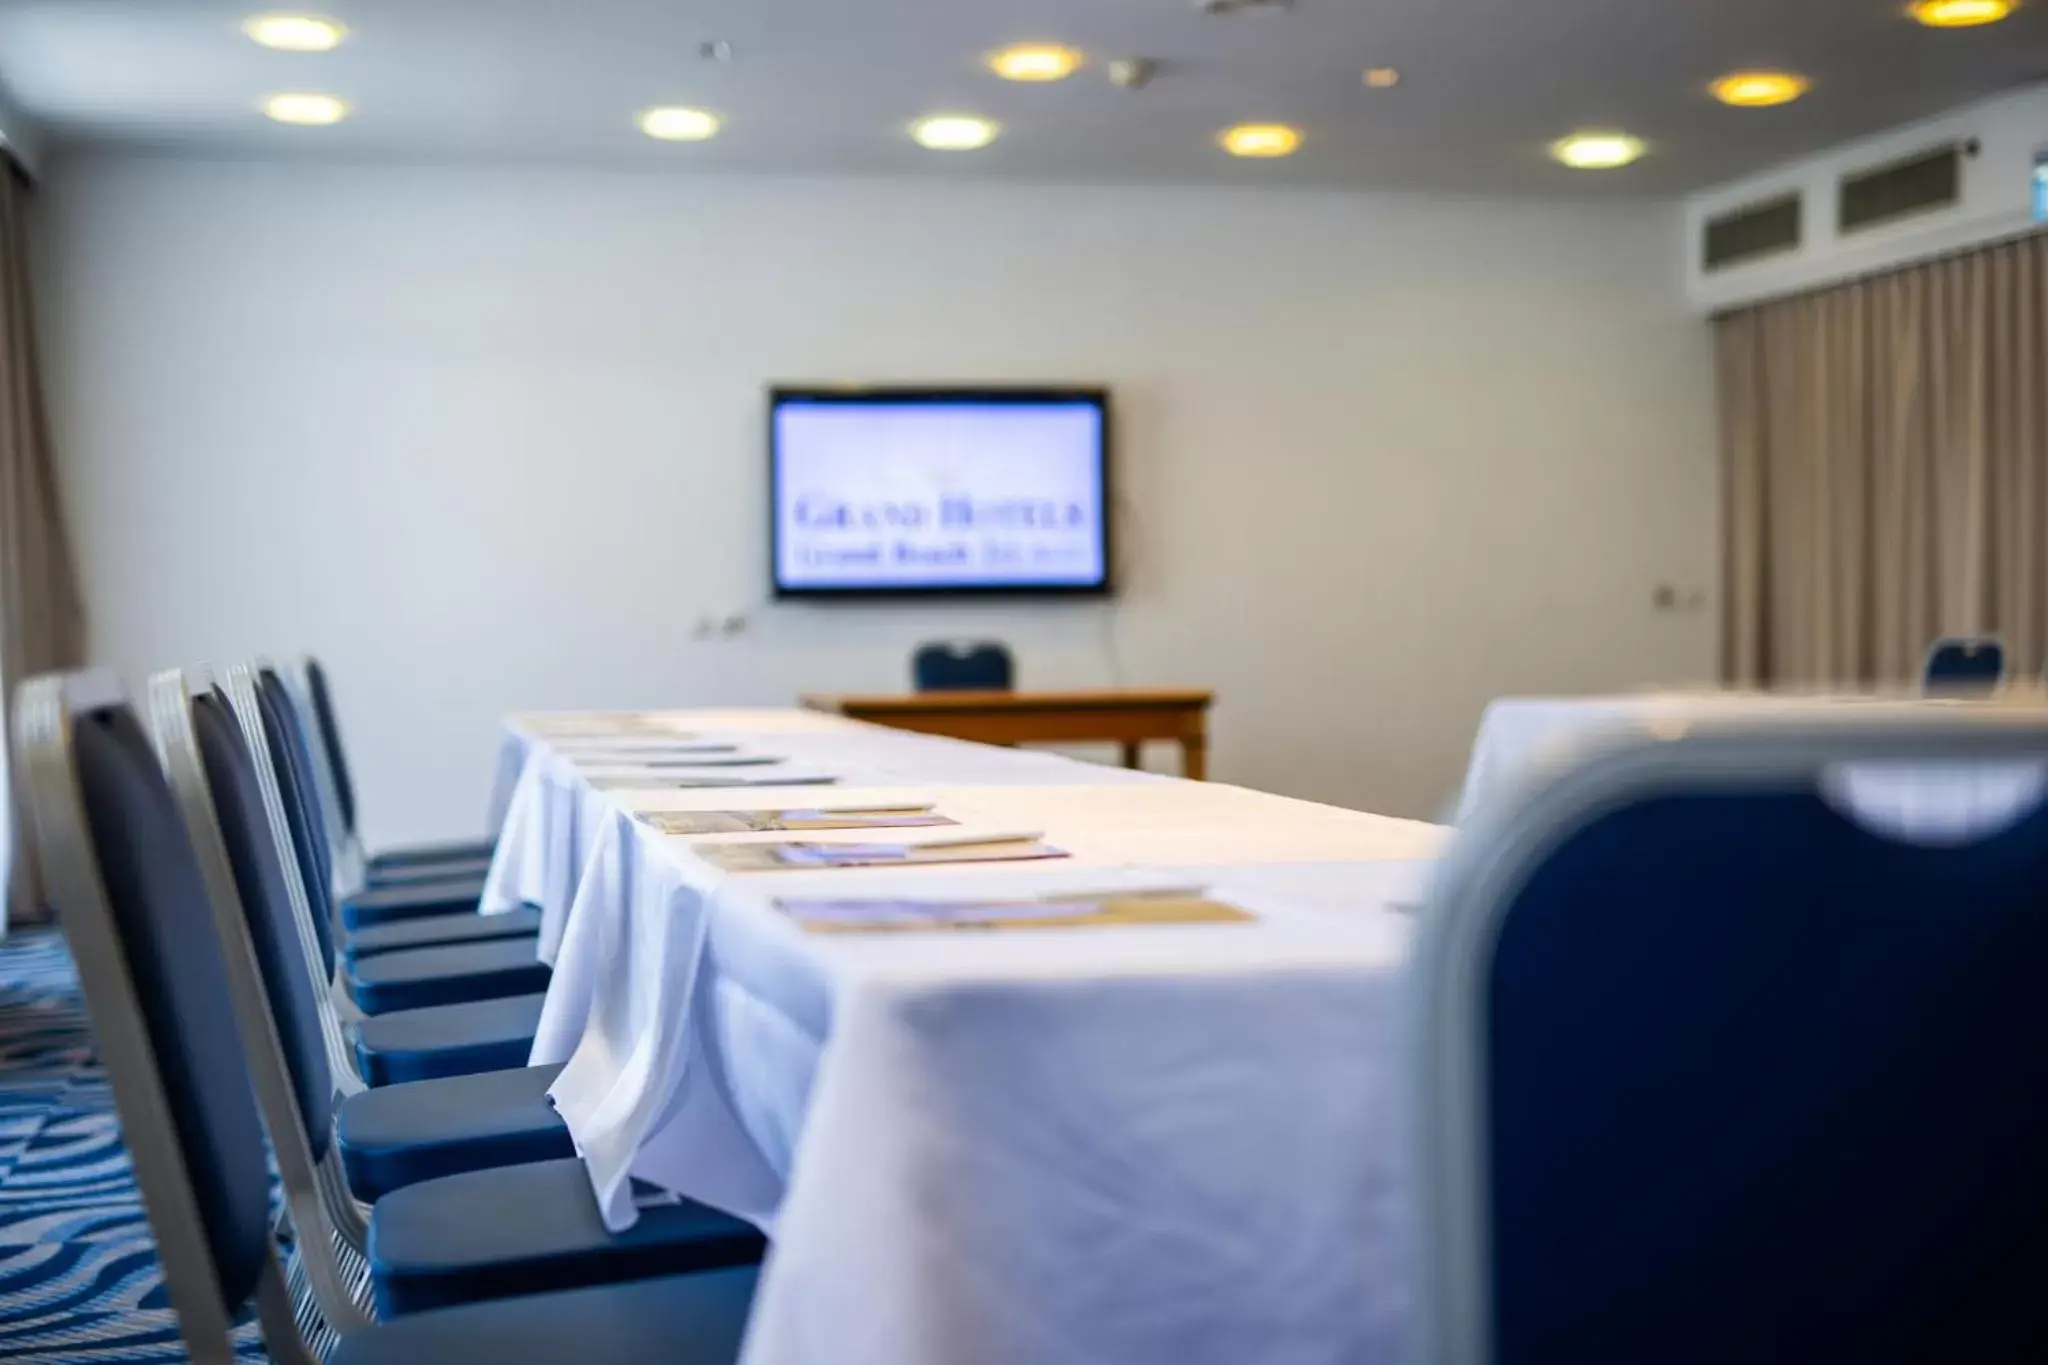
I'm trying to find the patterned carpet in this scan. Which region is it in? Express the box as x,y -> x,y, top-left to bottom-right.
0,929 -> 268,1362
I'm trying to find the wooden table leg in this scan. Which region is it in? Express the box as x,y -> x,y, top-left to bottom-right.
1182,734 -> 1208,782
1120,740 -> 1143,769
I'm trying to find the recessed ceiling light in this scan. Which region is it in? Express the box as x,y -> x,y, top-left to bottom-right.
1219,123 -> 1301,157
1550,131 -> 1646,169
262,92 -> 348,125
911,114 -> 999,151
1909,0 -> 2016,26
988,43 -> 1084,81
639,107 -> 720,141
1710,70 -> 1811,107
243,13 -> 347,52
1363,66 -> 1401,88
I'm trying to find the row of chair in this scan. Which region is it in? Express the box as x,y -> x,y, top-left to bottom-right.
16,661 -> 764,1364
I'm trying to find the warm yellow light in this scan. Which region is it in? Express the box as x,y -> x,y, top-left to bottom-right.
988,43 -> 1083,81
1363,67 -> 1401,89
262,92 -> 348,125
639,107 -> 720,141
911,114 -> 999,151
1909,0 -> 2016,26
1710,70 -> 1811,107
1219,123 -> 1301,158
1550,131 -> 1646,169
244,13 -> 346,51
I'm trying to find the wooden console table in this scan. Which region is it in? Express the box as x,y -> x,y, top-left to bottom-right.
800,688 -> 1213,780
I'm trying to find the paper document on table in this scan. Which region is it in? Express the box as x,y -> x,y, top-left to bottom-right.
592,755 -> 786,770
591,773 -> 840,792
700,836 -> 1067,874
634,807 -> 957,836
776,888 -> 1253,933
523,714 -> 682,737
549,740 -> 741,758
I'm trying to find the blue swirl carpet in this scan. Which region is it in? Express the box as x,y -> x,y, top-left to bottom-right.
0,929 -> 268,1362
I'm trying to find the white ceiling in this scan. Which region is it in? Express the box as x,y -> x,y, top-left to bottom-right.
2,0 -> 2044,195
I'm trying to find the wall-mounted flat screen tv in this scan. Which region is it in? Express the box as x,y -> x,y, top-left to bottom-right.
770,387 -> 1111,597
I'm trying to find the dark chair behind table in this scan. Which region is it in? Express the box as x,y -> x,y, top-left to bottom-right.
1922,634 -> 2005,695
912,640 -> 1014,692
1412,711 -> 2048,1365
16,669 -> 757,1364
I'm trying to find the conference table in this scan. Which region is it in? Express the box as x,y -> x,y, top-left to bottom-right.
479,708 -> 1442,1365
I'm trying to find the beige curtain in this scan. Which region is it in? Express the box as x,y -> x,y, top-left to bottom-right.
1718,230 -> 2048,688
0,160 -> 87,931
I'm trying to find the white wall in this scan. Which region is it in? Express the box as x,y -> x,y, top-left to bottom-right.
33,152 -> 1717,845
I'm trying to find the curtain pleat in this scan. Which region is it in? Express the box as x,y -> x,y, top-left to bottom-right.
0,162 -> 88,930
1716,230 -> 2048,687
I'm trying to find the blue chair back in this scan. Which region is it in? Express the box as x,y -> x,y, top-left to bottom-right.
303,657 -> 360,839
253,667 -> 338,975
1923,635 -> 2005,694
192,688 -> 336,1156
12,672 -> 285,1359
912,641 -> 1014,692
1414,715 -> 2048,1364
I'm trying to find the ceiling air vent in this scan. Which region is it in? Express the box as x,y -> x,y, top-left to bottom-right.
1839,143 -> 1962,234
1703,193 -> 1802,272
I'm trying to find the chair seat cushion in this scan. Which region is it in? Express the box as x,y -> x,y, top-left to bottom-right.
367,858 -> 493,890
344,907 -> 542,963
330,1265 -> 756,1365
337,1063 -> 574,1202
346,937 -> 551,1015
369,837 -> 499,872
340,877 -> 491,930
369,1157 -> 765,1317
352,994 -> 547,1088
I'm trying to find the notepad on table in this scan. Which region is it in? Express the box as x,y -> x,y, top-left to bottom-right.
699,834 -> 1067,874
591,773 -> 840,792
597,755 -> 786,770
634,807 -> 956,836
550,740 -> 742,758
775,888 -> 1253,933
526,715 -> 682,737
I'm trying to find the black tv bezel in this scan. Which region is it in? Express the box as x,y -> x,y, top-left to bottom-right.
768,384 -> 1115,600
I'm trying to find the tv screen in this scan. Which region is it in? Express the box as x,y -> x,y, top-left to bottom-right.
771,387 -> 1111,597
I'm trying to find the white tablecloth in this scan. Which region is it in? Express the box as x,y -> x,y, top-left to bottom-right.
480,708 -> 1445,1365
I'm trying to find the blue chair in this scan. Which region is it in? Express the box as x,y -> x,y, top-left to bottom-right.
912,640 -> 1014,692
1922,634 -> 2005,695
235,665 -> 549,1013
15,667 -> 759,1362
1412,710 -> 2048,1364
171,671 -> 763,1327
159,670 -> 762,1320
302,656 -> 500,883
212,670 -> 541,1084
179,667 -> 571,1196
157,669 -> 571,1187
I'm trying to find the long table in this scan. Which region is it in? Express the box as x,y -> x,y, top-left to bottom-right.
480,710 -> 1443,1365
